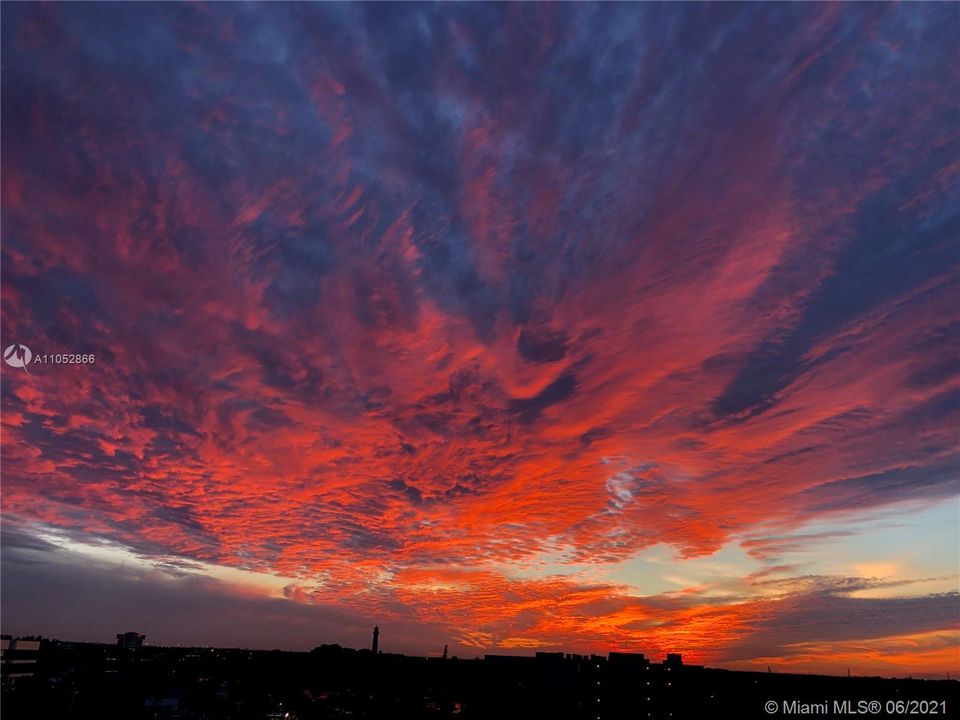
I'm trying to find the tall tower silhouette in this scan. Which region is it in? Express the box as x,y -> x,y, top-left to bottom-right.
372,625 -> 380,654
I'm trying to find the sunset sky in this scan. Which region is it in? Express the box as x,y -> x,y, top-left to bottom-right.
2,3 -> 958,678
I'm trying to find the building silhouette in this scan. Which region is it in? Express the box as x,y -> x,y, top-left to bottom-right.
0,637 -> 41,683
371,625 -> 380,655
116,632 -> 145,650
2,633 -> 957,719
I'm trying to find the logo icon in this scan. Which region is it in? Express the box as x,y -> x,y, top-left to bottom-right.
4,343 -> 32,373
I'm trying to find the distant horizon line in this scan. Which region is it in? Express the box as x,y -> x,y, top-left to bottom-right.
8,631 -> 956,683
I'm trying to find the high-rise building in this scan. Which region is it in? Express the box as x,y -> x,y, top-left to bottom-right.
371,626 -> 379,654
116,632 -> 146,650
1,636 -> 41,682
